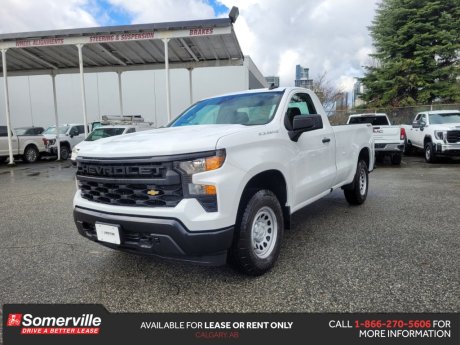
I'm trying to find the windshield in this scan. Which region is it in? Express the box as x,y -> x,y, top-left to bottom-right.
429,113 -> 460,124
169,92 -> 284,127
85,127 -> 126,141
43,126 -> 69,135
349,116 -> 389,126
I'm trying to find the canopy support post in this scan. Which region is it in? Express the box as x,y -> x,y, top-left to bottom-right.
77,44 -> 88,137
1,48 -> 14,165
117,71 -> 124,114
51,74 -> 61,160
163,38 -> 171,122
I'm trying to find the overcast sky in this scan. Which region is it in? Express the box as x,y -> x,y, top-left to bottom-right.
0,0 -> 379,89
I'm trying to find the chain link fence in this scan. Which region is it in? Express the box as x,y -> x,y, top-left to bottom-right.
328,103 -> 460,126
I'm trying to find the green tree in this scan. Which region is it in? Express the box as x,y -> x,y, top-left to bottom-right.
361,0 -> 460,107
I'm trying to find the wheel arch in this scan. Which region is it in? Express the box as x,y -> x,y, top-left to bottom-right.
358,146 -> 370,169
424,135 -> 432,146
237,169 -> 290,229
23,143 -> 38,152
60,140 -> 71,148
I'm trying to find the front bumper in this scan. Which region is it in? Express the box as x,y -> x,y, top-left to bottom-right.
434,143 -> 460,156
74,206 -> 234,266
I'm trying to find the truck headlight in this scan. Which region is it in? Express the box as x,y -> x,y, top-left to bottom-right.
434,130 -> 447,142
178,149 -> 225,175
176,150 -> 225,209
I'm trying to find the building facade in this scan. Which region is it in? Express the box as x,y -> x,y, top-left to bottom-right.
265,76 -> 280,88
295,64 -> 314,89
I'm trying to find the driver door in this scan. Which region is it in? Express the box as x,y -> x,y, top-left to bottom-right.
286,93 -> 336,207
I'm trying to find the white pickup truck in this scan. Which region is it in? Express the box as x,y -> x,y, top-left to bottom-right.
73,87 -> 374,275
0,125 -> 46,163
402,110 -> 460,163
347,113 -> 405,165
43,124 -> 87,160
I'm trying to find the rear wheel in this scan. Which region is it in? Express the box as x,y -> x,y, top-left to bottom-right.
229,189 -> 283,276
391,153 -> 402,165
424,142 -> 437,163
23,145 -> 39,163
344,159 -> 368,205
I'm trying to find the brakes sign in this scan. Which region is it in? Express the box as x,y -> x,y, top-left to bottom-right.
6,313 -> 101,335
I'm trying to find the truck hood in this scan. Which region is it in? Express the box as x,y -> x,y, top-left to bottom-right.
430,123 -> 460,130
77,125 -> 246,158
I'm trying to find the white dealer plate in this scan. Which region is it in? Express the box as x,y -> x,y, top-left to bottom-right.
95,223 -> 121,245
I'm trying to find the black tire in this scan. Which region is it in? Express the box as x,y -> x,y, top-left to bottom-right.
403,139 -> 413,155
391,153 -> 402,165
22,145 -> 39,163
229,189 -> 284,276
424,142 -> 437,163
60,145 -> 70,160
344,159 -> 368,205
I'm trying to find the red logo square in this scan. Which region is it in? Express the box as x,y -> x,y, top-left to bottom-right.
7,314 -> 22,327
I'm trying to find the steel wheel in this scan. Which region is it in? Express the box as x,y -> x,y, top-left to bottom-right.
251,206 -> 278,259
425,145 -> 431,161
359,165 -> 367,196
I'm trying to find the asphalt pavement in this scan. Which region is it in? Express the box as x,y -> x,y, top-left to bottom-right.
0,155 -> 458,314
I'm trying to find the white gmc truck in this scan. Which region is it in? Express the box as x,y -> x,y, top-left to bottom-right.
347,113 -> 405,165
73,87 -> 374,275
402,110 -> 460,163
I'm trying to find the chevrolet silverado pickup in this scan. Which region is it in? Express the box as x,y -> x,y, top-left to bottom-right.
73,87 -> 374,275
347,113 -> 405,165
0,125 -> 46,163
402,110 -> 460,163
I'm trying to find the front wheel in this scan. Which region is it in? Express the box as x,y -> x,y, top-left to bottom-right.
60,146 -> 70,160
229,190 -> 284,276
344,159 -> 368,205
424,142 -> 437,163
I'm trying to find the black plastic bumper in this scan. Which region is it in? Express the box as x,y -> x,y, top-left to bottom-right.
434,144 -> 460,156
74,206 -> 234,266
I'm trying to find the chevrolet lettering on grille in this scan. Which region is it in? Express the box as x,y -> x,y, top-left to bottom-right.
78,165 -> 160,177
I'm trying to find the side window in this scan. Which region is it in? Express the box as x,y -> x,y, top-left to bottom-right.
288,93 -> 316,115
126,128 -> 136,134
77,125 -> 85,134
0,126 -> 8,137
414,114 -> 421,123
285,93 -> 317,130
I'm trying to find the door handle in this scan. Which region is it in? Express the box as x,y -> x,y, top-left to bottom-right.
322,137 -> 331,143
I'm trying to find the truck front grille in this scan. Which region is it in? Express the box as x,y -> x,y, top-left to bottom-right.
76,159 -> 183,208
446,130 -> 460,143
78,180 -> 182,207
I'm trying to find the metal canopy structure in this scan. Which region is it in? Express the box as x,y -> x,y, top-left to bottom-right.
0,8 -> 243,164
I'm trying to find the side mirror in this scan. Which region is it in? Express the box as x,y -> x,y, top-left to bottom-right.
419,121 -> 426,130
289,114 -> 323,142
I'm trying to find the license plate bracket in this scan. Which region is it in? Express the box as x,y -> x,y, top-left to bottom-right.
95,222 -> 121,245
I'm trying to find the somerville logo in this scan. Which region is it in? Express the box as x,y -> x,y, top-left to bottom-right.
6,313 -> 101,335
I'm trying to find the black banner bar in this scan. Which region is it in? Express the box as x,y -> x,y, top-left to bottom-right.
2,304 -> 459,345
